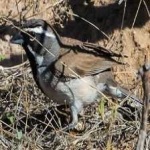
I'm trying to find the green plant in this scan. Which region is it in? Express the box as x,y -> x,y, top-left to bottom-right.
0,54 -> 5,62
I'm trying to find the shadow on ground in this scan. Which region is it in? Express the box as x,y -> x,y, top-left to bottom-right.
54,0 -> 150,42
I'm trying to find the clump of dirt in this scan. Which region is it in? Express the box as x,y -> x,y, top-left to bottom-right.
0,0 -> 150,149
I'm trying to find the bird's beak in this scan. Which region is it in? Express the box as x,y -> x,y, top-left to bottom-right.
10,32 -> 24,44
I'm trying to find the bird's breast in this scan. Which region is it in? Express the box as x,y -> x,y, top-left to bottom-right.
37,70 -> 99,106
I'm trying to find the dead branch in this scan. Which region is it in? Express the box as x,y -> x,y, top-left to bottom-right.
136,58 -> 150,150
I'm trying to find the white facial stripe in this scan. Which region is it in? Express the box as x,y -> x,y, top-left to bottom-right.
27,45 -> 44,66
36,55 -> 44,67
24,26 -> 56,39
27,45 -> 36,56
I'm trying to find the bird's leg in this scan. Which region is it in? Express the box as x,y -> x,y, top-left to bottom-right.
62,105 -> 79,131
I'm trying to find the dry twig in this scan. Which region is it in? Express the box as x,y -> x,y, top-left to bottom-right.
136,56 -> 150,150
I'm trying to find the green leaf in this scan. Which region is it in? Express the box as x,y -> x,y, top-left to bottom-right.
98,98 -> 105,120
6,112 -> 15,124
0,55 -> 5,62
16,130 -> 23,140
111,105 -> 117,119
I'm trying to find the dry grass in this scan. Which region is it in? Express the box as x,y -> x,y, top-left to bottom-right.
0,64 -> 143,149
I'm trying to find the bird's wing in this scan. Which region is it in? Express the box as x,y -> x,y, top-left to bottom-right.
54,49 -> 122,78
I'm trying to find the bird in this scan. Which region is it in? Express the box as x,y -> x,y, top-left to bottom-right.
10,19 -> 142,130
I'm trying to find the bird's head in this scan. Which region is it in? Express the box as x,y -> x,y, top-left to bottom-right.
10,19 -> 60,59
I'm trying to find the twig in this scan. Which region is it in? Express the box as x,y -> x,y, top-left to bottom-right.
121,0 -> 127,30
27,0 -> 64,19
132,0 -> 143,28
66,11 -> 110,40
136,56 -> 150,150
143,0 -> 150,18
0,61 -> 28,70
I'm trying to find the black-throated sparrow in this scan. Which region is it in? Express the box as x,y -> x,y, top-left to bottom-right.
10,19 -> 142,130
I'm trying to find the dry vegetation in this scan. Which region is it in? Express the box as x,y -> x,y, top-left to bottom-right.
0,0 -> 150,149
